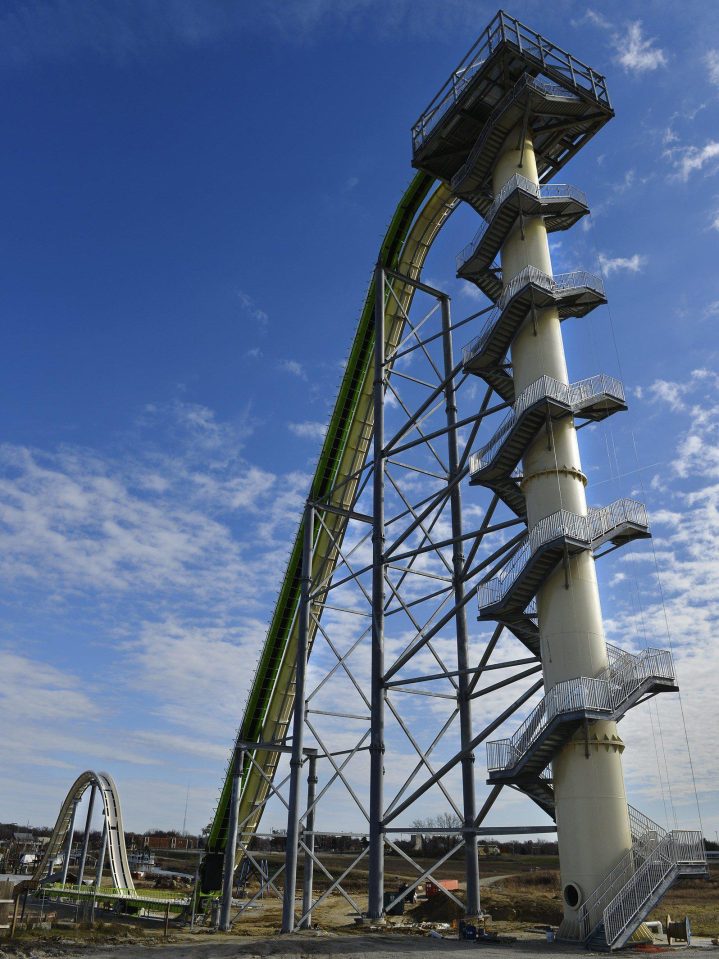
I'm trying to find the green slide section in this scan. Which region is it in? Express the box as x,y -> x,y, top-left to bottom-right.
208,171 -> 456,857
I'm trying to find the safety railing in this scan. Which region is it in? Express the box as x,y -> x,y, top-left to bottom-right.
498,266 -> 606,311
468,374 -> 624,474
457,176 -> 587,268
462,269 -> 605,367
628,805 -> 667,845
601,831 -> 705,947
486,644 -> 673,774
412,12 -> 609,149
478,500 -> 648,610
587,498 -> 648,542
448,72 -> 583,194
486,675 -> 612,772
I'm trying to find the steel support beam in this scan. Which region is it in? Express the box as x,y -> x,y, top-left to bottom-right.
441,293 -> 481,917
95,821 -> 108,888
281,502 -> 314,933
76,783 -> 96,889
299,749 -> 318,929
368,263 -> 386,918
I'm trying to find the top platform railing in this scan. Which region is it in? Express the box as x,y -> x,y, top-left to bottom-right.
412,10 -> 611,150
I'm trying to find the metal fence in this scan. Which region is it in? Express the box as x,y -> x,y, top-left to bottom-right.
485,646 -> 674,774
462,268 -> 605,368
457,175 -> 587,268
468,374 -> 625,475
601,830 -> 705,946
412,10 -> 609,149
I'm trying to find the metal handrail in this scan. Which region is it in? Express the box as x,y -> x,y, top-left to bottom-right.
485,646 -> 674,774
461,268 -> 605,368
412,11 -> 609,150
468,373 -> 624,475
477,499 -> 648,610
600,831 -> 705,946
450,74 -> 581,195
457,176 -> 587,268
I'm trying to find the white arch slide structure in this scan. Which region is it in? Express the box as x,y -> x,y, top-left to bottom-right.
31,770 -> 136,895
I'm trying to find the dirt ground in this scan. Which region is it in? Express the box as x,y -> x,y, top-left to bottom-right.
2,858 -> 716,958
2,928 -> 719,959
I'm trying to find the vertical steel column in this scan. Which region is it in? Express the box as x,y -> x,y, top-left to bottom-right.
95,821 -> 108,888
441,294 -> 481,917
76,784 -> 96,888
60,800 -> 79,886
91,820 -> 106,923
368,263 -> 386,919
219,746 -> 245,931
299,748 -> 318,929
281,502 -> 314,933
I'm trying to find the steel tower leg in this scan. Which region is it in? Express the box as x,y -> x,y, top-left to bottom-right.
492,132 -> 631,936
299,748 -> 318,929
441,295 -> 481,918
76,784 -> 96,888
368,263 -> 386,919
60,799 -> 79,886
282,502 -> 314,933
220,746 -> 245,931
95,821 -> 108,888
91,820 -> 108,922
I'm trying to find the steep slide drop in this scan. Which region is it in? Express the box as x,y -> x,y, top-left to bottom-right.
207,172 -> 458,861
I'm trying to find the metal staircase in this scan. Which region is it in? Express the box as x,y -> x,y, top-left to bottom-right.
469,374 -> 626,505
478,500 -> 650,630
457,175 -> 589,297
485,645 -> 677,783
578,809 -> 706,950
462,266 -> 607,403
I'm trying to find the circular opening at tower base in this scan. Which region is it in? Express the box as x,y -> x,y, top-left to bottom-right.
563,882 -> 583,909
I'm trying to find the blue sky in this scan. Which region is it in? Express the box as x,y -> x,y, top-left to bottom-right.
1,0 -> 718,844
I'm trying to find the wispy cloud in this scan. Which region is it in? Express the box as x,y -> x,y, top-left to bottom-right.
278,358 -> 307,380
598,252 -> 647,276
613,21 -> 667,74
664,140 -> 719,181
288,420 -> 327,441
236,289 -> 269,330
705,50 -> 719,87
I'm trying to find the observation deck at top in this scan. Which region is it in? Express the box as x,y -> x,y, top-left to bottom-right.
411,10 -> 613,188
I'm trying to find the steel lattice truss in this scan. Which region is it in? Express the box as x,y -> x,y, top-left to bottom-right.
220,268 -> 555,932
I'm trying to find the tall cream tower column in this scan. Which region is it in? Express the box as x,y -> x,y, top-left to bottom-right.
493,130 -> 632,933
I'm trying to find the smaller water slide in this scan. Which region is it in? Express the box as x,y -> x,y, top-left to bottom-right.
30,770 -> 135,895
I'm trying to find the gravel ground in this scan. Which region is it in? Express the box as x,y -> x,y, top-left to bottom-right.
3,931 -> 717,959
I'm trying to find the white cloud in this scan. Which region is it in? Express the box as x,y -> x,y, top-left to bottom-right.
278,358 -> 307,379
236,289 -> 269,329
613,21 -> 667,74
665,140 -> 719,181
705,50 -> 719,87
598,252 -> 647,276
572,9 -> 611,30
288,420 -> 328,441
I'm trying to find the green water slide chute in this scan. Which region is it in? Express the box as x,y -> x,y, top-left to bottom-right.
208,171 -> 458,858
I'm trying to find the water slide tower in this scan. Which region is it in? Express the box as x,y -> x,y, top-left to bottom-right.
411,11 -> 704,941
208,12 -> 707,948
